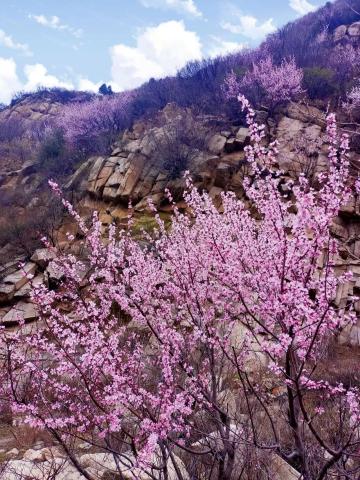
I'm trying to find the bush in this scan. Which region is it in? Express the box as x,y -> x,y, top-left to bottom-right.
0,191 -> 65,258
37,129 -> 71,177
303,67 -> 337,100
150,115 -> 212,179
0,117 -> 25,142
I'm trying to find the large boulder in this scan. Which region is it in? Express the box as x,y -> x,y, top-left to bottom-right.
235,127 -> 250,146
1,262 -> 36,292
45,262 -> 65,285
0,284 -> 15,304
334,24 -> 348,41
208,134 -> 227,154
14,274 -> 44,299
348,21 -> 360,37
22,448 -> 47,463
1,301 -> 37,325
276,114 -> 323,175
269,455 -> 300,480
31,248 -> 56,269
93,160 -> 116,196
65,157 -> 95,193
5,448 -> 190,480
87,156 -> 108,196
3,459 -> 85,480
0,262 -> 37,303
116,153 -> 147,200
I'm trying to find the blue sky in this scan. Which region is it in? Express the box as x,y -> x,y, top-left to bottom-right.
0,0 -> 328,103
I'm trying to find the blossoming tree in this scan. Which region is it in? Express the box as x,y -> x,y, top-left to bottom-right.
223,56 -> 304,108
56,91 -> 134,155
343,84 -> 360,117
1,97 -> 359,480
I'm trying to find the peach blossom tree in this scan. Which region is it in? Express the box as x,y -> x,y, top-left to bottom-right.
1,97 -> 360,480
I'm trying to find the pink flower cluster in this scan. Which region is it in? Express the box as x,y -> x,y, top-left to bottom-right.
56,91 -> 134,149
224,56 -> 304,106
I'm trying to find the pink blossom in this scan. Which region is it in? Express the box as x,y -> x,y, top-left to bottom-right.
224,56 -> 304,106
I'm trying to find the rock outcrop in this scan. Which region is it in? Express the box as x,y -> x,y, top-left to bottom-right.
334,20 -> 360,41
71,104 -> 249,212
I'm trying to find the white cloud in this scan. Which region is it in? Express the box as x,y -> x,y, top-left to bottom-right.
208,36 -> 246,57
289,0 -> 316,15
23,64 -> 74,91
221,15 -> 276,40
0,56 -> 102,104
0,57 -> 23,104
0,30 -> 32,56
140,0 -> 202,17
78,78 -> 102,92
29,14 -> 83,38
0,58 -> 99,105
110,20 -> 202,90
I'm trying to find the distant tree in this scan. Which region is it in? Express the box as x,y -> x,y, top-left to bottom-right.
98,83 -> 113,96
222,70 -> 242,101
244,56 -> 304,106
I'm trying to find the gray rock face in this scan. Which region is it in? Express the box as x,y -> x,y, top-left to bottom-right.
78,102 -> 328,215
80,110 -> 247,208
276,114 -> 323,175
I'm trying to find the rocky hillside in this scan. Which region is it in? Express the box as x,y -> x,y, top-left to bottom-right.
0,89 -> 93,173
